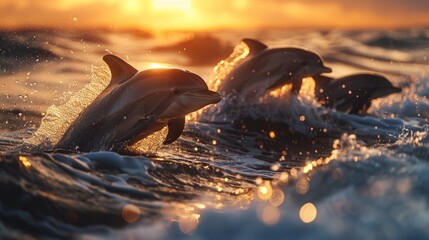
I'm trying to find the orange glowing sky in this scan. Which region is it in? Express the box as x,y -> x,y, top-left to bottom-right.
0,0 -> 428,30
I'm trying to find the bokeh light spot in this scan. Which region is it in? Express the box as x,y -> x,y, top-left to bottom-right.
257,181 -> 273,200
179,215 -> 200,235
122,204 -> 141,223
260,205 -> 281,225
299,202 -> 317,223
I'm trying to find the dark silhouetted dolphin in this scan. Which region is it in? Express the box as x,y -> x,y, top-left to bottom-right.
313,73 -> 401,114
218,38 -> 331,97
56,54 -> 221,152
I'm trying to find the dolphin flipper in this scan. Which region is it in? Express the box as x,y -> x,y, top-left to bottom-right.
118,116 -> 158,144
103,55 -> 138,86
163,117 -> 185,144
242,38 -> 268,56
266,62 -> 303,90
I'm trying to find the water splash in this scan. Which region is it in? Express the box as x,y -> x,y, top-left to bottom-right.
127,126 -> 167,154
209,41 -> 249,92
23,64 -> 168,153
24,65 -> 111,146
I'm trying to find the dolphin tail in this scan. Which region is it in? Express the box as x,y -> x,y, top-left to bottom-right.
163,117 -> 185,144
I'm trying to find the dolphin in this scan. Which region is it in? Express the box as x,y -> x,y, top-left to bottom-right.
313,73 -> 401,114
218,38 -> 332,97
56,54 -> 221,152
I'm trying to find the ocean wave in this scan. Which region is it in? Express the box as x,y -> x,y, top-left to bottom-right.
166,131 -> 429,240
363,29 -> 429,50
152,34 -> 233,66
0,32 -> 59,74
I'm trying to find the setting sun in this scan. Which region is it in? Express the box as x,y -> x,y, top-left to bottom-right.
0,0 -> 428,30
151,0 -> 193,12
123,0 -> 144,13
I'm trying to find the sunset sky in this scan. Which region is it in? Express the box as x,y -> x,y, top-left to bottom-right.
0,0 -> 428,31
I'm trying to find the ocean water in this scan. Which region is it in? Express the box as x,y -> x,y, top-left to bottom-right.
0,28 -> 429,239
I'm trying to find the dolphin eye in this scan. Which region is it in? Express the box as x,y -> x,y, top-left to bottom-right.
172,88 -> 180,95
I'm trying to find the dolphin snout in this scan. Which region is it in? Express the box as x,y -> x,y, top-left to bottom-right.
392,86 -> 402,93
320,65 -> 332,73
186,89 -> 221,103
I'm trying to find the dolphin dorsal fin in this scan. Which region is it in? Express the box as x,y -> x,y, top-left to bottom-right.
242,38 -> 268,56
163,117 -> 185,145
103,54 -> 138,86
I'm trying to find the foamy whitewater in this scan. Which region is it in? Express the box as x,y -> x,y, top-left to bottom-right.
0,28 -> 429,239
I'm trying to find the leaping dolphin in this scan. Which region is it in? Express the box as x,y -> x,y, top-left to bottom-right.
313,73 -> 401,114
218,38 -> 332,97
56,54 -> 221,152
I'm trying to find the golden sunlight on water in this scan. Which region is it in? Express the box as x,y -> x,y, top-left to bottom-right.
158,186 -> 255,234
269,77 -> 315,99
127,127 -> 168,154
18,156 -> 32,168
254,179 -> 287,226
209,41 -> 250,92
156,134 -> 365,232
299,77 -> 316,98
269,85 -> 293,98
163,133 -> 369,231
161,203 -> 203,235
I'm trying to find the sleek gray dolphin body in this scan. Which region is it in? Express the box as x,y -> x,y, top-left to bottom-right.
218,38 -> 332,97
56,54 -> 221,152
313,73 -> 401,114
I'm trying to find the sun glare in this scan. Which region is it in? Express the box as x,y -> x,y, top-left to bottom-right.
148,62 -> 168,69
151,0 -> 193,12
123,0 -> 143,13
